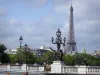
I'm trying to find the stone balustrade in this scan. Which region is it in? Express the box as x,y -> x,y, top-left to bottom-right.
62,66 -> 100,74
0,64 -> 7,69
62,66 -> 78,74
0,64 -> 44,73
0,64 -> 100,74
10,65 -> 21,70
86,66 -> 100,74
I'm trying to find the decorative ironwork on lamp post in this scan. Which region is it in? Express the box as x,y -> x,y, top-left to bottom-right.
51,29 -> 66,60
18,36 -> 23,64
24,44 -> 28,75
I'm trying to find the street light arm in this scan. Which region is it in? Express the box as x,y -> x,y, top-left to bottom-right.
51,37 -> 57,44
51,37 -> 54,43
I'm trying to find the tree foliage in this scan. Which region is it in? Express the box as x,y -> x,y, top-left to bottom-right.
42,51 -> 54,64
36,51 -> 54,64
0,44 -> 10,63
16,47 -> 36,64
9,54 -> 17,64
1,43 -> 100,66
63,54 -> 75,65
63,53 -> 100,66
36,56 -> 43,65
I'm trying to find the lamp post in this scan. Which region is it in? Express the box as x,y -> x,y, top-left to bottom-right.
63,43 -> 66,54
19,36 -> 23,49
24,44 -> 28,75
19,36 -> 23,64
51,29 -> 66,60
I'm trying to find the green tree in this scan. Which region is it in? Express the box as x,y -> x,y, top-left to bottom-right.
63,54 -> 75,65
62,53 -> 100,66
9,54 -> 17,64
0,44 -> 10,63
23,51 -> 36,64
1,53 -> 10,63
36,56 -> 43,65
16,47 -> 36,64
0,44 -> 6,61
16,47 -> 24,63
42,51 -> 54,64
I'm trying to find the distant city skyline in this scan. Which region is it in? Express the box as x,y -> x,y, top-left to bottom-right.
0,0 -> 100,53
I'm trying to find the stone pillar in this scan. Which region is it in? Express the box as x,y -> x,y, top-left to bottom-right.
78,66 -> 87,74
21,64 -> 28,75
21,64 -> 26,71
6,65 -> 10,75
7,65 -> 10,71
50,61 -> 64,73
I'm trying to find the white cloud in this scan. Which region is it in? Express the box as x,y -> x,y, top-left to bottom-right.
54,4 -> 69,13
9,18 -> 16,24
0,8 -> 7,17
20,0 -> 47,8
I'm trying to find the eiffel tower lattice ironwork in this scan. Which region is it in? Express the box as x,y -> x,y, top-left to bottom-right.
66,5 -> 77,54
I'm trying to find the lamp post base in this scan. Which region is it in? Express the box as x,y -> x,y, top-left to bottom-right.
54,50 -> 63,61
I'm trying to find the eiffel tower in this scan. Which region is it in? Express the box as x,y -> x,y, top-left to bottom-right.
66,4 -> 77,54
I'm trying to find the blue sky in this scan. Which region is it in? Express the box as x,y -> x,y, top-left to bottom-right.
0,0 -> 100,53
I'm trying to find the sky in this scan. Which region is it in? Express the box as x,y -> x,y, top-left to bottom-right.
0,0 -> 100,53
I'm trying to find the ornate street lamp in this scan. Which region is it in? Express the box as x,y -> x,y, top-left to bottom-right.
19,36 -> 23,49
51,29 -> 66,61
18,36 -> 23,64
24,44 -> 28,75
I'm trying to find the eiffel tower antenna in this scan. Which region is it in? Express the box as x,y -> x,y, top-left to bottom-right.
71,0 -> 72,6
